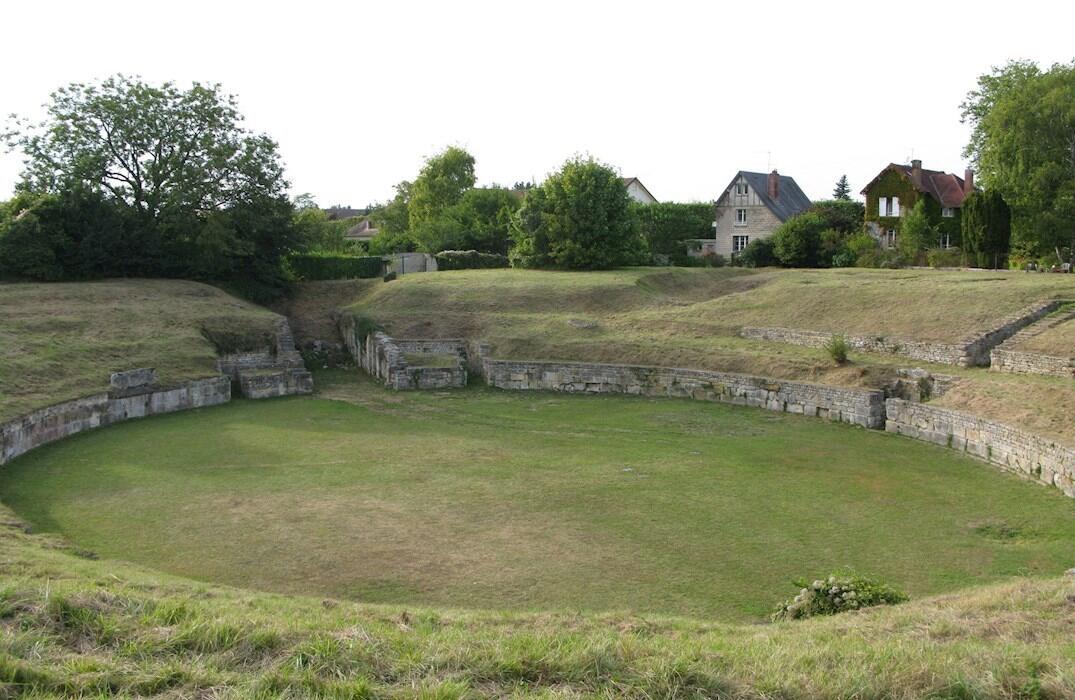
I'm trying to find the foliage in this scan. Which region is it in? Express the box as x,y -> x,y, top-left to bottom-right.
407,146 -> 476,231
961,190 -> 1013,269
926,247 -> 964,268
735,237 -> 778,267
961,60 -> 1075,262
771,212 -> 828,267
897,200 -> 935,261
810,199 -> 865,234
292,202 -> 366,255
2,75 -> 300,294
772,571 -> 908,621
434,249 -> 509,270
510,157 -> 643,269
411,187 -> 519,255
367,229 -> 417,255
631,201 -> 714,261
287,254 -> 384,281
833,175 -> 852,200
685,252 -> 727,268
824,335 -> 850,365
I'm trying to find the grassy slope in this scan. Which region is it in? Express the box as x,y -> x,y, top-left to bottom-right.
0,280 -> 279,421
0,507 -> 1073,699
337,268 -> 1075,444
1012,304 -> 1075,356
2,371 -> 1072,622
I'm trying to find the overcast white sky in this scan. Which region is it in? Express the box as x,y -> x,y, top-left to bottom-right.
2,1 -> 1072,206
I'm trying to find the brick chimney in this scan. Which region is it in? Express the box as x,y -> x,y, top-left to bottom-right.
910,159 -> 922,186
964,168 -> 974,195
768,170 -> 779,199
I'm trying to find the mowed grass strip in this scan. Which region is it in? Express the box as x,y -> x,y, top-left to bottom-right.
2,370 -> 1072,621
0,279 -> 279,421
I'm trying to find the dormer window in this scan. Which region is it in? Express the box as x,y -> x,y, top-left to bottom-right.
735,182 -> 748,195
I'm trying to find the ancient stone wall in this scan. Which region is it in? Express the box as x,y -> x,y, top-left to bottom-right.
885,399 -> 1074,498
338,319 -> 466,390
0,376 -> 231,465
483,359 -> 885,429
990,349 -> 1074,378
217,319 -> 312,397
741,299 -> 1064,367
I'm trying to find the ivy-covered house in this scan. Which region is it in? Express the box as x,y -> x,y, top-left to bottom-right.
861,161 -> 973,249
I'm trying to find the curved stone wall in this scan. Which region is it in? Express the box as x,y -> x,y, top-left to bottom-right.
0,376 -> 230,466
483,359 -> 885,429
885,399 -> 1074,498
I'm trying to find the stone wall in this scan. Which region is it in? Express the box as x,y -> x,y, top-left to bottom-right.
338,319 -> 466,390
483,359 -> 885,429
0,376 -> 231,466
741,299 -> 1064,367
217,319 -> 312,397
990,349 -> 1075,378
238,369 -> 315,399
989,304 -> 1075,378
885,399 -> 1074,498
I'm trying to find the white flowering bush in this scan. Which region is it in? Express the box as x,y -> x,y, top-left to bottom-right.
772,570 -> 908,621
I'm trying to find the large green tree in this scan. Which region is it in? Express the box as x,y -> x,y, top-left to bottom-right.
3,75 -> 299,293
510,158 -> 642,269
407,146 -> 476,231
770,212 -> 827,267
961,60 -> 1075,263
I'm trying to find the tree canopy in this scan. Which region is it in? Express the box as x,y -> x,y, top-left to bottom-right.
511,158 -> 643,269
833,175 -> 851,201
961,60 -> 1075,262
2,75 -> 299,297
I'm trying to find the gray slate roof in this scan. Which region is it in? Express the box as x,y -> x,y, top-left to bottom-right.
723,171 -> 812,222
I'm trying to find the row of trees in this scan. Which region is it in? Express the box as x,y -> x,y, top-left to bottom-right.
363,147 -> 712,269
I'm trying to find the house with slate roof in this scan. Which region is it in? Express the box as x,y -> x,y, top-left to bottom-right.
861,160 -> 974,250
699,170 -> 812,258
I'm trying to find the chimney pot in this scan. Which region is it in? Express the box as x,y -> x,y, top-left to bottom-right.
964,168 -> 975,195
911,159 -> 923,186
768,170 -> 779,199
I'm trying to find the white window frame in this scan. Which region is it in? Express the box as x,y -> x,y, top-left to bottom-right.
735,182 -> 748,196
885,229 -> 897,248
732,235 -> 750,253
942,207 -> 955,218
735,209 -> 747,226
940,232 -> 952,249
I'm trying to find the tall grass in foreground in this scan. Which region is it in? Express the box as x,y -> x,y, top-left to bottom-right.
0,514 -> 1072,699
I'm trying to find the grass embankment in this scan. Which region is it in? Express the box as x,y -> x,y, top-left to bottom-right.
0,280 -> 280,421
1011,303 -> 1075,356
331,267 -> 1075,444
0,487 -> 1073,698
2,371 -> 1072,622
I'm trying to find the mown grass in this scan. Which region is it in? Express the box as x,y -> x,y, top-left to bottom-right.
0,501 -> 1072,698
1011,302 -> 1075,356
0,279 -> 279,421
1,370 -> 1072,623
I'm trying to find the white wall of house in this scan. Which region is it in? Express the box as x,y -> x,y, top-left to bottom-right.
626,180 -> 657,204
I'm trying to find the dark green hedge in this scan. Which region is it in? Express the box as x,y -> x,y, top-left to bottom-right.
288,254 -> 384,280
435,250 -> 509,270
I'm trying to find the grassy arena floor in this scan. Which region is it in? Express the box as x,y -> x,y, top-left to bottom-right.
2,371 -> 1072,622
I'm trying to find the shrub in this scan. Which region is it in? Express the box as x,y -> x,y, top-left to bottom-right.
926,247 -> 964,268
770,212 -> 828,267
825,334 -> 850,365
287,254 -> 383,280
772,571 -> 908,621
510,158 -> 641,270
434,250 -> 510,270
734,238 -> 778,267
